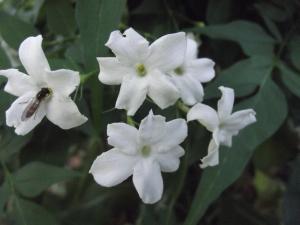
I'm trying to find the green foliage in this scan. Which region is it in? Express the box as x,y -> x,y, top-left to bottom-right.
278,62 -> 300,98
0,46 -> 10,68
45,0 -> 76,36
184,75 -> 288,225
193,20 -> 276,56
12,198 -> 58,225
12,161 -> 80,197
0,0 -> 299,225
0,128 -> 31,162
0,11 -> 38,49
75,0 -> 126,69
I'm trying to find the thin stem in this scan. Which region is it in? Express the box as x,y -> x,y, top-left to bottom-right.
176,101 -> 190,114
127,116 -> 137,127
80,71 -> 97,84
275,18 -> 299,60
43,36 -> 78,47
71,137 -> 102,204
163,0 -> 179,31
165,146 -> 189,225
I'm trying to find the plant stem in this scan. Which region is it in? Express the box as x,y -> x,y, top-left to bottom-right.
176,101 -> 190,114
165,148 -> 189,225
72,137 -> 102,204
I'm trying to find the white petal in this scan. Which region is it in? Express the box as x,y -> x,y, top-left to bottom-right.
186,58 -> 215,83
185,34 -> 199,60
217,86 -> 234,121
200,138 -> 220,168
89,148 -> 137,187
45,69 -> 80,96
139,111 -> 166,146
97,57 -> 133,85
156,118 -> 187,152
107,123 -> 139,154
148,70 -> 179,109
18,35 -> 50,84
216,128 -> 233,147
220,109 -> 256,145
115,75 -> 148,116
171,74 -> 204,105
187,103 -> 219,132
146,32 -> 186,72
133,159 -> 163,204
0,69 -> 38,96
156,146 -> 185,172
226,109 -> 256,130
105,28 -> 149,65
6,92 -> 46,135
46,94 -> 87,129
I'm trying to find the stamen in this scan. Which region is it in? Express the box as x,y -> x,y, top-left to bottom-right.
141,145 -> 151,157
136,63 -> 147,77
174,67 -> 184,75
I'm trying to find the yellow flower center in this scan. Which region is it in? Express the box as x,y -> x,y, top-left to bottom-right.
136,63 -> 147,77
174,67 -> 184,75
140,145 -> 151,157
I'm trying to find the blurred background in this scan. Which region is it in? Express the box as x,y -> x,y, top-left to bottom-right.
0,0 -> 300,225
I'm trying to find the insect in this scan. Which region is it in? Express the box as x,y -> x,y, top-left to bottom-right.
21,87 -> 52,121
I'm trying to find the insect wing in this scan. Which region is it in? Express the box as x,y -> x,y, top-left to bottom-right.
21,98 -> 40,121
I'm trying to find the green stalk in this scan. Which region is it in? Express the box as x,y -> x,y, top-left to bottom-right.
165,147 -> 189,225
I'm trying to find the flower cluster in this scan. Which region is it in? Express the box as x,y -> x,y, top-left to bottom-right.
98,28 -> 215,115
0,28 -> 256,204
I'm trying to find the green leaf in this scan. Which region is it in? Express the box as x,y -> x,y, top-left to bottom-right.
0,182 -> 10,216
75,0 -> 126,70
193,20 -> 276,56
13,162 -> 80,197
288,36 -> 300,70
0,127 -> 31,162
205,56 -> 274,99
46,0 -> 76,36
13,198 -> 58,225
254,2 -> 289,22
259,14 -> 282,41
278,62 -> 300,98
0,45 -> 10,68
184,64 -> 288,225
0,11 -> 38,49
0,88 -> 14,126
206,0 -> 233,24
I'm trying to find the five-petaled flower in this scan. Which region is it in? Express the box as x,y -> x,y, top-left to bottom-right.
168,33 -> 215,105
187,86 -> 256,168
97,28 -> 186,115
0,35 -> 87,135
89,111 -> 188,204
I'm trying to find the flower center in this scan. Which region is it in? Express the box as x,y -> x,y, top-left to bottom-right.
140,145 -> 151,157
174,67 -> 184,75
135,63 -> 147,77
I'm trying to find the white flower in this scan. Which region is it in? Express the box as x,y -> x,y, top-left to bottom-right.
168,33 -> 215,105
0,35 -> 87,135
187,86 -> 256,168
89,111 -> 187,204
97,28 -> 187,115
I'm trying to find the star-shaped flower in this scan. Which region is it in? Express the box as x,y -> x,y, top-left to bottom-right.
97,28 -> 186,115
187,86 -> 256,168
168,33 -> 215,105
89,111 -> 187,204
0,35 -> 87,135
